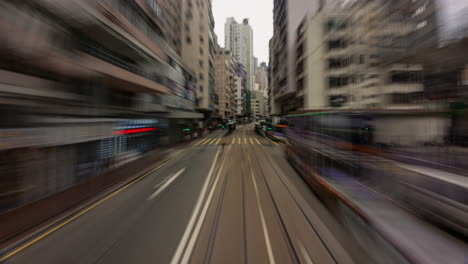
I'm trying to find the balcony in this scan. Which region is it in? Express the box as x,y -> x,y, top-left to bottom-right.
76,43 -> 170,94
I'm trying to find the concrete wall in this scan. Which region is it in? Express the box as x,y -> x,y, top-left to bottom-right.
286,0 -> 320,95
304,12 -> 327,110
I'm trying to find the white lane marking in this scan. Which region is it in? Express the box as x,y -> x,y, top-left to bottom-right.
147,168 -> 185,200
298,240 -> 314,264
251,167 -> 276,264
238,138 -> 241,144
244,138 -> 247,144
255,138 -> 261,145
170,148 -> 221,264
249,137 -> 254,144
180,147 -> 230,264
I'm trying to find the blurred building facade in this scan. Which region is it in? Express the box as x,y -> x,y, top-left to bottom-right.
0,0 -> 204,210
214,48 -> 236,119
234,63 -> 248,117
255,62 -> 268,92
181,0 -> 218,118
300,1 -> 424,110
270,0 -> 322,115
270,0 -> 438,113
225,17 -> 254,92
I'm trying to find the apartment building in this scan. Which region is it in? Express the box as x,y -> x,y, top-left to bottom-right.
225,17 -> 254,92
181,0 -> 218,117
268,38 -> 274,115
234,63 -> 247,116
382,0 -> 468,104
255,62 -> 268,92
234,76 -> 246,116
214,48 -> 236,119
298,1 -> 425,110
0,0 -> 202,209
270,0 -> 321,115
251,90 -> 266,118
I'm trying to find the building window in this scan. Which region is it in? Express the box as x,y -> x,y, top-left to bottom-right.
199,60 -> 204,67
416,20 -> 427,30
328,39 -> 347,50
199,85 -> 203,91
200,36 -> 204,43
186,11 -> 193,20
199,47 -> 204,55
185,24 -> 190,31
359,74 -> 365,83
199,73 -> 204,80
329,76 -> 348,88
390,71 -> 423,83
186,36 -> 192,43
326,19 -> 347,32
328,58 -> 350,69
359,55 -> 365,64
412,2 -> 428,17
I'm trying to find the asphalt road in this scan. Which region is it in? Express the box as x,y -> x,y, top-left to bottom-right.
2,124 -> 360,264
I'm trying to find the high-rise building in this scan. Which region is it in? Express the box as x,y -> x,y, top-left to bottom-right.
0,0 -> 204,208
270,0 -> 321,115
255,62 -> 268,92
254,56 -> 259,75
234,63 -> 247,116
225,17 -> 254,92
251,90 -> 266,117
155,0 -> 183,55
268,38 -> 274,115
214,48 -> 236,119
181,0 -> 218,118
297,0 -> 424,110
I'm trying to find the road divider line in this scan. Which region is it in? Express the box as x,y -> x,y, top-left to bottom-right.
180,147 -> 230,264
147,168 -> 185,200
0,158 -> 171,262
170,148 -> 222,264
250,164 -> 276,264
255,138 -> 261,145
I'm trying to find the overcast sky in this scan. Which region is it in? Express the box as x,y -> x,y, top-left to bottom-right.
212,0 -> 273,64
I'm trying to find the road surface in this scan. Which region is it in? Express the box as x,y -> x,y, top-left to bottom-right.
1,124 -> 360,264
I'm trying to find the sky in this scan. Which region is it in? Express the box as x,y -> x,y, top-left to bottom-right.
212,0 -> 273,64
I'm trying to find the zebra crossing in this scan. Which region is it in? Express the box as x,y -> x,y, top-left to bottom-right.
193,137 -> 263,146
